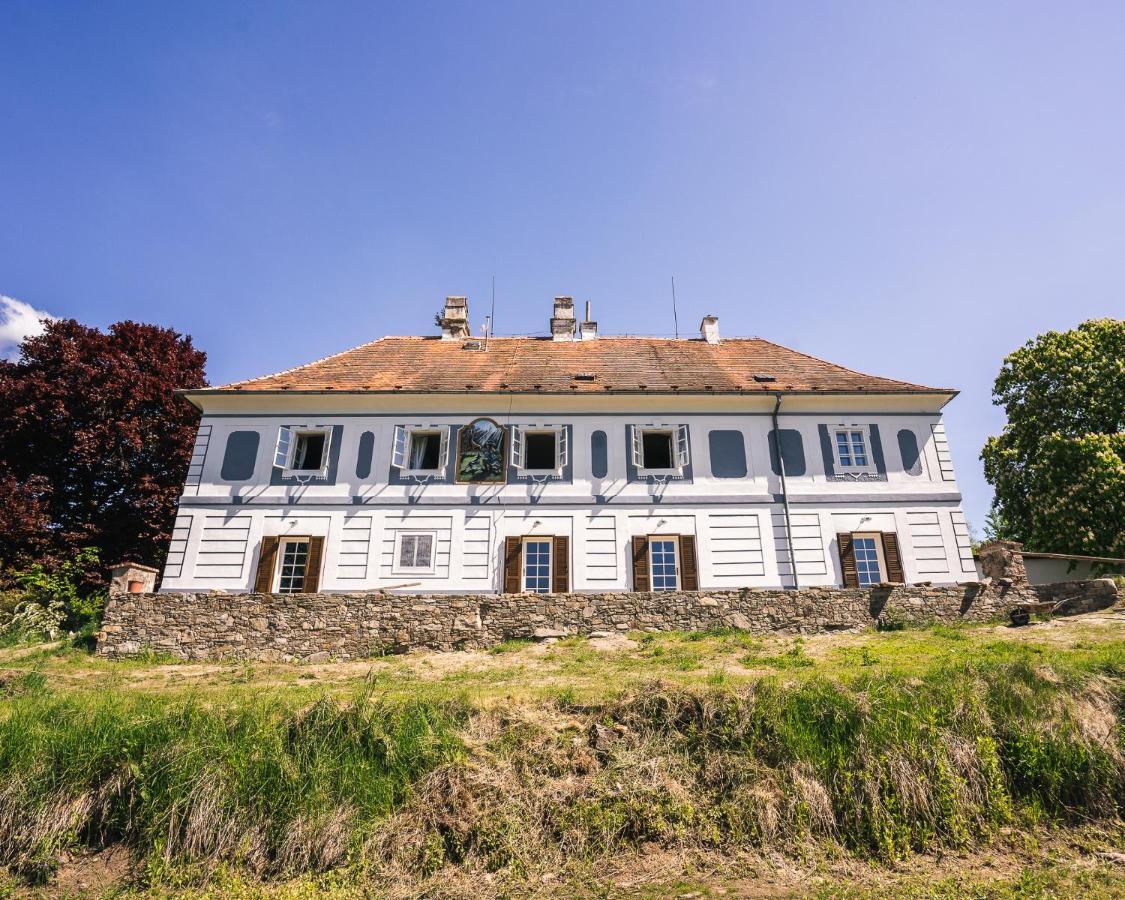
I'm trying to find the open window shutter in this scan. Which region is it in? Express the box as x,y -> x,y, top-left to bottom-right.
632,536 -> 650,591
254,537 -> 280,593
837,533 -> 859,588
437,426 -> 450,472
303,536 -> 325,593
503,536 -> 522,593
676,425 -> 691,468
273,427 -> 292,468
557,427 -> 568,468
881,532 -> 905,583
552,536 -> 569,593
511,425 -> 525,468
630,426 -> 643,469
317,428 -> 332,473
678,534 -> 699,590
391,426 -> 407,469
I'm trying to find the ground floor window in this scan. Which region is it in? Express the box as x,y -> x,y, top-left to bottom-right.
852,533 -> 884,586
523,539 -> 552,593
650,538 -> 679,591
276,538 -> 310,593
395,532 -> 435,573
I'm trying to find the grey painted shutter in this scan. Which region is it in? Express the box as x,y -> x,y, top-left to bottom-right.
818,425 -> 836,477
632,536 -> 650,591
679,535 -> 699,590
552,535 -> 569,593
869,424 -> 887,474
503,536 -> 522,593
221,431 -> 260,482
897,429 -> 922,476
356,431 -> 374,479
837,533 -> 859,588
590,430 -> 608,478
254,537 -> 280,593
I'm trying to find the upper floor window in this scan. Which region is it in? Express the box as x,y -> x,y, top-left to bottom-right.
392,426 -> 450,476
274,426 -> 331,477
632,425 -> 690,472
511,425 -> 568,473
457,418 -> 506,483
832,426 -> 876,474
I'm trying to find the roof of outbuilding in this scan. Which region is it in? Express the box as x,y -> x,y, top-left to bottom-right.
201,336 -> 953,396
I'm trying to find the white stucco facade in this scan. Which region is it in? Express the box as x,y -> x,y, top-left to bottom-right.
161,391 -> 976,593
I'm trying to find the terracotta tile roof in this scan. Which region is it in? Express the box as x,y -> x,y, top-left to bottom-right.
207,336 -> 953,395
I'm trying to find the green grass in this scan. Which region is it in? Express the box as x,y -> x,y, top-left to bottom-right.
0,617 -> 1122,893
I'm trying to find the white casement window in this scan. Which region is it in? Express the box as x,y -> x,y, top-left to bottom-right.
522,538 -> 552,593
393,531 -> 437,574
832,425 -> 876,474
511,425 -> 568,472
274,538 -> 311,593
632,425 -> 690,472
391,426 -> 449,475
274,426 -> 332,477
852,532 -> 886,586
649,537 -> 679,592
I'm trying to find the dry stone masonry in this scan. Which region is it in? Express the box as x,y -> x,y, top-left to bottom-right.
97,576 -> 1119,662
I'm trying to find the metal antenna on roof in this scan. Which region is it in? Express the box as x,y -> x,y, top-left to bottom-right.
671,275 -> 680,339
487,275 -> 496,348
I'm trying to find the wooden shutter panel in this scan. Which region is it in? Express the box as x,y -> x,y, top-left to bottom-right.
503,536 -> 522,593
837,533 -> 859,588
881,532 -> 905,584
552,535 -> 569,593
254,537 -> 280,593
679,534 -> 699,590
632,536 -> 650,591
303,536 -> 325,593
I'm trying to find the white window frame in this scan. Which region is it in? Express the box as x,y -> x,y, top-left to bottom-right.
521,536 -> 553,593
273,536 -> 312,593
831,424 -> 877,475
851,532 -> 887,587
511,425 -> 568,473
392,530 -> 438,575
632,424 -> 690,474
275,425 -> 333,478
648,535 -> 680,592
392,425 -> 450,476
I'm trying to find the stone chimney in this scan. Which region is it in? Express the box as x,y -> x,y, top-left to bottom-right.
439,296 -> 470,340
551,296 -> 577,341
579,300 -> 598,340
700,315 -> 720,344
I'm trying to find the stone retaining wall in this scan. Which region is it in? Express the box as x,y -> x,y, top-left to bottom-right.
96,578 -> 1119,662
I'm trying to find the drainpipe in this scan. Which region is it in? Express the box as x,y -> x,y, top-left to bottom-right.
772,393 -> 798,590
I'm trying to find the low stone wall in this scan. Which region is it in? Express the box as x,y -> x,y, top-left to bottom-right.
96,578 -> 1119,662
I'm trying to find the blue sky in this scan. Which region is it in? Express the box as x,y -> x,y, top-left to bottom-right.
2,1 -> 1123,532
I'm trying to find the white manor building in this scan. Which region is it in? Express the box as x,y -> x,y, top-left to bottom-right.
161,296 -> 976,595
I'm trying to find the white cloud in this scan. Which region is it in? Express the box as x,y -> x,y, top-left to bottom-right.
0,295 -> 56,361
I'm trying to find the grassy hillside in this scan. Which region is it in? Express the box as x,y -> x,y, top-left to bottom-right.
0,614 -> 1122,897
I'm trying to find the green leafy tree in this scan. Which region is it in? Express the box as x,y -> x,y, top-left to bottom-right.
981,318 -> 1124,559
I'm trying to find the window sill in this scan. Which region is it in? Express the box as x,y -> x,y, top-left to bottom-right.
281,469 -> 330,479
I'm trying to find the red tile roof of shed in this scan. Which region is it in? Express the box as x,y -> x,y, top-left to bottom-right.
208,336 -> 951,395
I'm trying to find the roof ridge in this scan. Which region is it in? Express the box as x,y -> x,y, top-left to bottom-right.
224,336 -> 388,388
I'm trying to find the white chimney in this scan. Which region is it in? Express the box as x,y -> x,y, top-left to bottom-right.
551,296 -> 577,341
439,296 -> 470,340
579,300 -> 598,339
700,315 -> 720,344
